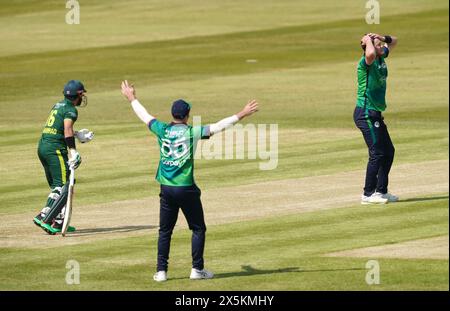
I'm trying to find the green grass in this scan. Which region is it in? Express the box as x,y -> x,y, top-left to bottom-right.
1,8 -> 449,103
1,52 -> 448,213
1,196 -> 448,290
1,0 -> 446,57
0,0 -> 448,290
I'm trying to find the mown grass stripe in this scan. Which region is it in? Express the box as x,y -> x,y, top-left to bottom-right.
1,9 -> 447,102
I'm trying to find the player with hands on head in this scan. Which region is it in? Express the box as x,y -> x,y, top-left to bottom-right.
355,33 -> 399,205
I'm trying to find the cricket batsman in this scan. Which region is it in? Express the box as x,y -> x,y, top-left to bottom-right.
33,80 -> 94,234
120,80 -> 258,282
354,33 -> 399,204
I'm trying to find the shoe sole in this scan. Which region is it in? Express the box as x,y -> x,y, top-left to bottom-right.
33,218 -> 42,227
41,226 -> 75,235
40,224 -> 59,235
42,227 -> 57,235
190,275 -> 214,280
361,201 -> 388,205
153,276 -> 167,282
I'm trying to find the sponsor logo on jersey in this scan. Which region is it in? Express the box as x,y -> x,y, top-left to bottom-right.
162,158 -> 187,167
165,127 -> 187,138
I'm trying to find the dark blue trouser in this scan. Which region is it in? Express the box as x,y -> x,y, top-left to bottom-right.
354,107 -> 395,196
157,184 -> 206,272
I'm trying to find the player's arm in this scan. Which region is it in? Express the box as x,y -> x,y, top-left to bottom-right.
209,100 -> 259,136
362,34 -> 376,66
369,33 -> 398,53
64,119 -> 82,169
383,35 -> 397,51
121,80 -> 155,125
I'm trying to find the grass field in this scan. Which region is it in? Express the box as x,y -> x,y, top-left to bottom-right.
0,0 -> 448,290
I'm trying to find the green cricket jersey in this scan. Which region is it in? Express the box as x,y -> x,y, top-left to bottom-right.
356,48 -> 389,112
40,99 -> 78,149
149,119 -> 210,186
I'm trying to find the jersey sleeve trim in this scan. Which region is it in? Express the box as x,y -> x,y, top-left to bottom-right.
148,118 -> 157,129
201,125 -> 211,140
382,46 -> 390,58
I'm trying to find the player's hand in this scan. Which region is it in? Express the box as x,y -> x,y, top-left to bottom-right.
121,80 -> 137,102
361,34 -> 373,44
75,129 -> 94,143
238,100 -> 259,119
368,33 -> 385,42
68,149 -> 82,169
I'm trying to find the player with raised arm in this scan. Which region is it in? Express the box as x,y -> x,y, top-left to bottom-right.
120,80 -> 258,282
354,33 -> 399,205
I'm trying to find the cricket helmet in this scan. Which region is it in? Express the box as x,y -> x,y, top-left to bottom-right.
63,80 -> 87,106
63,80 -> 86,98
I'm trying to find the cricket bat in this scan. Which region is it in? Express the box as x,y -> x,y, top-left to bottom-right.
62,166 -> 75,237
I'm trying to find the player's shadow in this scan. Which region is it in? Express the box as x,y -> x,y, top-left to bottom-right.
68,225 -> 156,237
169,265 -> 364,280
213,265 -> 364,279
400,195 -> 448,203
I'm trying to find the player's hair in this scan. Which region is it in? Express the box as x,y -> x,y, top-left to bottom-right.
173,112 -> 189,120
361,42 -> 366,52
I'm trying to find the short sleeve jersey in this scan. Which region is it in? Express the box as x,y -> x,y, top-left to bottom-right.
149,119 -> 210,186
41,99 -> 78,149
356,47 -> 389,112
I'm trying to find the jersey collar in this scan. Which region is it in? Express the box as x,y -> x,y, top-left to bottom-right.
63,98 -> 74,106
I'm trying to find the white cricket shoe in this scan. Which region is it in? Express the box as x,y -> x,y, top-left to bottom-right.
376,192 -> 399,202
153,271 -> 167,282
361,193 -> 388,205
190,268 -> 214,280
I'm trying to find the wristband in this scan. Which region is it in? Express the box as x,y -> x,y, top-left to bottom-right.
65,136 -> 76,149
384,35 -> 392,44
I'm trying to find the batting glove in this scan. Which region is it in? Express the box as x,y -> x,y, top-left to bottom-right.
75,129 -> 94,143
68,149 -> 82,169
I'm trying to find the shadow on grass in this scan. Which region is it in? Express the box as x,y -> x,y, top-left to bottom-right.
68,225 -> 156,237
214,265 -> 365,279
169,265 -> 365,280
400,195 -> 448,203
